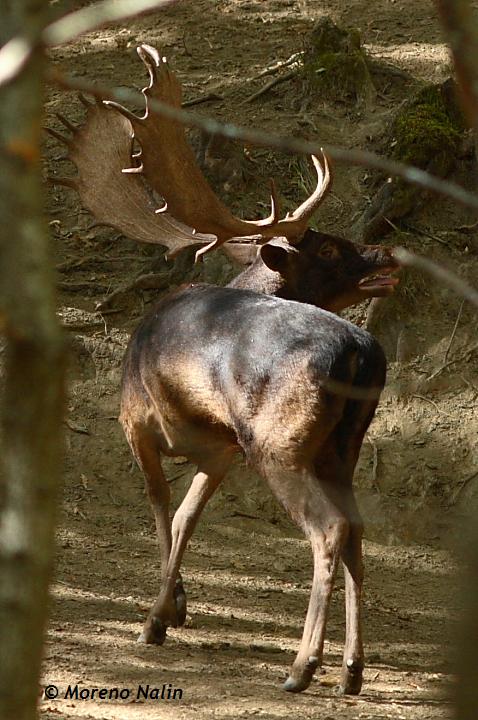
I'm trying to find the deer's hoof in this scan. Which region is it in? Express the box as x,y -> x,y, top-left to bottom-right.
137,617 -> 167,645
338,659 -> 363,695
174,581 -> 187,627
283,656 -> 319,693
283,676 -> 310,693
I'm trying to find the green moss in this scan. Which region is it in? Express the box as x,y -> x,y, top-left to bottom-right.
391,83 -> 465,173
357,79 -> 467,241
302,18 -> 375,103
305,53 -> 368,100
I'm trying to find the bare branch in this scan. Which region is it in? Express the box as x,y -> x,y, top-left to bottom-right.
0,1 -> 180,88
253,52 -> 303,79
48,67 -> 478,213
243,69 -> 298,105
43,0 -> 179,47
444,299 -> 465,362
394,247 -> 478,308
426,343 -> 478,382
0,37 -> 33,87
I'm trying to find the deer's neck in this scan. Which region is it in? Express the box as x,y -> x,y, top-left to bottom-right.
227,259 -> 291,298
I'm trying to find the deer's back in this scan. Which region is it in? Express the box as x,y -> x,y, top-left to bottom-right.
120,284 -> 385,462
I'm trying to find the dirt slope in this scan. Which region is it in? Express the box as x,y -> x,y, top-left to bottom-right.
40,1 -> 478,718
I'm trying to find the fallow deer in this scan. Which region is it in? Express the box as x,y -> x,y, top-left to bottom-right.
49,45 -> 399,695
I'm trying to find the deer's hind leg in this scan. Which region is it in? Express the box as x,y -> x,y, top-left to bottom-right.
338,484 -> 364,695
332,400 -> 379,695
123,422 -> 186,644
139,444 -> 231,645
144,450 -> 233,642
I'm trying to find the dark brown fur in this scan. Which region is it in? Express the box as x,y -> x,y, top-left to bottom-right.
47,44 -> 398,697
119,229 -> 397,695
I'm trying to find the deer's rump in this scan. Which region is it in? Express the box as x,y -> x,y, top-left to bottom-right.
120,284 -> 385,461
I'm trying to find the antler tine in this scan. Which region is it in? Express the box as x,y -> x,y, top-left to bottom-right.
250,179 -> 281,229
194,237 -> 224,263
121,131 -> 144,174
137,44 -> 181,122
137,43 -> 161,89
138,43 -> 161,62
104,100 -> 140,123
274,151 -> 332,244
122,163 -> 144,174
291,152 -> 332,222
137,44 -> 164,123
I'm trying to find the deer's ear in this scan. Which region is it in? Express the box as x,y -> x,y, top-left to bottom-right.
260,238 -> 298,273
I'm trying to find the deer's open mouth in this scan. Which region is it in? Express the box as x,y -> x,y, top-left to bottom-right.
358,268 -> 400,293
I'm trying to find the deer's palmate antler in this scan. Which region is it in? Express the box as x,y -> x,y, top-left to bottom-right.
48,44 -> 330,260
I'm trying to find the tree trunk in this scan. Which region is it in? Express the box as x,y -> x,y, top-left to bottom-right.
0,2 -> 66,719
436,0 -> 478,154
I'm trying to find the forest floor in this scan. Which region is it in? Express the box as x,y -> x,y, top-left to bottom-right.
40,1 -> 478,718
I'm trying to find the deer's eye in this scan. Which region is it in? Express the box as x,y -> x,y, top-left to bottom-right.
318,243 -> 340,259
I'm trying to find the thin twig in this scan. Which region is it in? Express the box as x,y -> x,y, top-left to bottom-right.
229,510 -> 262,521
412,394 -> 455,418
95,271 -> 170,310
44,0 -> 179,47
56,254 -> 153,272
64,418 -> 90,435
455,219 -> 478,232
384,217 -> 407,233
254,52 -> 303,80
448,469 -> 478,506
395,248 -> 478,307
47,67 -> 478,214
183,93 -> 223,108
461,375 -> 478,398
62,320 -> 104,331
97,307 -> 125,317
57,280 -> 111,293
426,344 -> 478,382
444,300 -> 465,363
402,222 -> 450,246
244,69 -> 298,104
0,0 -> 181,85
368,437 -> 380,492
108,491 -> 123,507
180,31 -> 192,58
